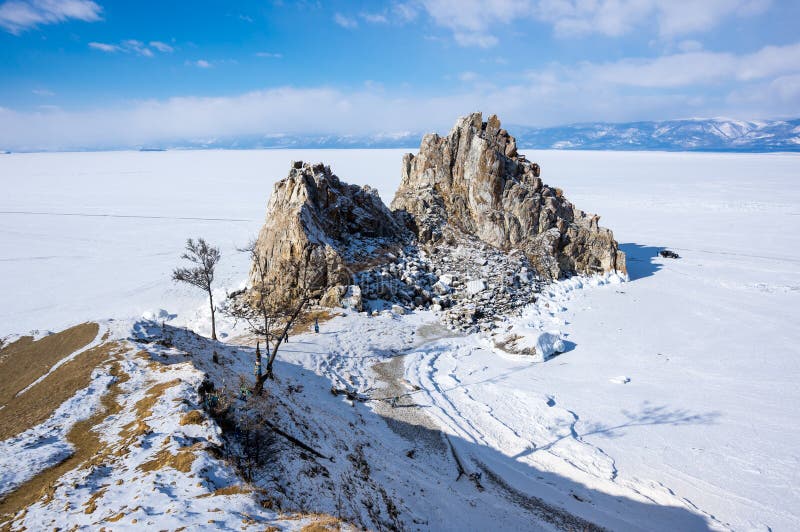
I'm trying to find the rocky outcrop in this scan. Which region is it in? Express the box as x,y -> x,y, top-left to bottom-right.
249,161 -> 408,298
391,113 -> 626,279
248,115 -> 626,330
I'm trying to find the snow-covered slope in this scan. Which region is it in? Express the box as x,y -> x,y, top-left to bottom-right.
0,321 -> 343,530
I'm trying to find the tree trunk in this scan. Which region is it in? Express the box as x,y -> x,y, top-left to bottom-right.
265,297 -> 308,377
208,290 -> 217,340
254,297 -> 309,395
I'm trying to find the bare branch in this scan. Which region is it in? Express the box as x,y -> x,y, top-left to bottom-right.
223,239 -> 325,387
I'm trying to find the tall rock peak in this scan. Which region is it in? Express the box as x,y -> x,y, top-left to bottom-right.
249,161 -> 408,296
391,112 -> 626,279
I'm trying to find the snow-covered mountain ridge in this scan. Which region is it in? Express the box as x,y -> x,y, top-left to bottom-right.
133,118 -> 800,152
509,117 -> 800,152
8,118 -> 798,153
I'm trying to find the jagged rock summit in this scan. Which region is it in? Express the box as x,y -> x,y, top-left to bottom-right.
249,161 -> 408,299
391,112 -> 626,279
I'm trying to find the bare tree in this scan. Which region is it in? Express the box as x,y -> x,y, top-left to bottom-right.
224,240 -> 322,392
173,238 -> 221,340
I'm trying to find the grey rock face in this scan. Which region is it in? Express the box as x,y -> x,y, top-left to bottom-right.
391,112 -> 626,279
249,161 -> 409,299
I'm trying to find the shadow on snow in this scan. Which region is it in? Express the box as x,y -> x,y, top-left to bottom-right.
619,243 -> 665,281
131,320 -> 717,531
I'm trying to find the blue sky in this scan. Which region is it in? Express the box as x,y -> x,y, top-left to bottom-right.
0,0 -> 799,149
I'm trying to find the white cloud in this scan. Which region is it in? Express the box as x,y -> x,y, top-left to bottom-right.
361,12 -> 387,23
727,74 -> 800,111
88,41 -> 120,53
573,42 -> 800,88
32,88 -> 54,96
89,39 -> 174,57
417,0 -> 772,46
364,80 -> 385,91
770,74 -> 800,101
0,0 -> 101,34
341,4 -> 417,27
421,0 -> 527,32
334,12 -> 357,29
392,2 -> 418,23
255,51 -> 283,59
677,40 -> 703,53
193,59 -> 212,68
454,32 -> 497,48
122,39 -> 153,57
534,0 -> 772,37
149,41 -> 174,53
652,0 -> 771,37
459,71 -> 479,82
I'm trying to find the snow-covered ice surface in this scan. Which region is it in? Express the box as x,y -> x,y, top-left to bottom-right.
2,149 -> 800,530
0,149 -> 406,337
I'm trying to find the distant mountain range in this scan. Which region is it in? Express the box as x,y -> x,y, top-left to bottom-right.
6,118 -> 797,153
148,118 -> 799,153
510,118 -> 800,152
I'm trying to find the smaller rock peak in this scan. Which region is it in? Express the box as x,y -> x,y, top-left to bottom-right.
449,112 -> 518,159
281,161 -> 344,198
288,160 -> 334,179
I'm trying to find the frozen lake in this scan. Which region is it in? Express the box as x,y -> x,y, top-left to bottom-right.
1,148 -> 799,529
2,149 -> 798,337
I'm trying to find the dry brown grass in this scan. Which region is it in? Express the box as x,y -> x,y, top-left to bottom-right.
290,309 -> 339,335
0,356 -> 127,524
82,487 -> 107,514
300,514 -> 346,532
139,447 -> 195,473
119,378 -> 181,440
106,511 -> 125,522
0,322 -> 99,409
196,484 -> 252,498
179,410 -> 205,426
138,443 -> 201,474
0,336 -> 123,443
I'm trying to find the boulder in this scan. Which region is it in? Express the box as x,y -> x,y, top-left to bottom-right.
319,285 -> 346,308
432,280 -> 451,295
466,279 -> 488,295
342,285 -> 363,311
